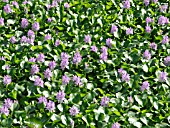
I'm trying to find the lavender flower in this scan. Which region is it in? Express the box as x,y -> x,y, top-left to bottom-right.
158,16 -> 169,25
47,4 -> 51,10
162,35 -> 169,44
55,39 -> 60,46
4,98 -> 13,108
52,0 -> 58,7
30,64 -> 39,75
123,0 -> 130,9
37,53 -> 45,63
112,122 -> 120,128
29,57 -> 36,62
143,50 -> 151,60
101,46 -> 108,53
91,45 -> 98,52
101,96 -> 110,106
0,105 -> 9,116
61,52 -> 69,60
72,75 -> 82,86
128,96 -> 133,103
0,18 -> 4,26
144,0 -> 149,6
84,35 -> 91,43
64,3 -> 70,9
10,36 -> 17,43
100,53 -> 108,61
34,76 -> 44,87
26,37 -> 34,45
60,59 -> 69,70
32,22 -> 40,31
70,120 -> 74,126
160,5 -> 168,12
62,75 -> 70,85
20,36 -> 27,43
118,68 -> 127,75
146,17 -> 153,24
44,68 -> 52,81
4,4 -> 12,14
145,25 -> 151,33
159,71 -> 167,82
27,30 -> 35,38
3,0 -> 8,2
152,0 -> 158,3
73,51 -> 82,64
47,18 -> 52,22
111,25 -> 118,33
141,81 -> 150,91
164,56 -> 170,66
56,91 -> 65,103
126,27 -> 133,35
0,56 -> 5,61
38,96 -> 47,104
46,100 -> 55,112
122,73 -> 130,82
69,106 -> 79,116
48,61 -> 56,70
44,33 -> 51,41
106,38 -> 112,48
21,18 -> 28,28
12,1 -> 19,8
3,75 -> 12,85
150,42 -> 157,50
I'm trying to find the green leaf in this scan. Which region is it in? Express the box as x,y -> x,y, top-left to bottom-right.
61,115 -> 67,125
143,64 -> 148,72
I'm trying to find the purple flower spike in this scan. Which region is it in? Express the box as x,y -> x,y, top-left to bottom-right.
34,76 -> 44,87
27,30 -> 35,38
0,18 -> 4,26
152,0 -> 158,3
31,64 -> 39,75
72,75 -> 83,86
60,59 -> 69,70
3,75 -> 12,85
10,36 -> 17,43
0,105 -> 9,116
143,50 -> 151,60
141,81 -> 150,91
112,122 -> 120,128
84,35 -> 91,43
159,71 -> 167,82
150,42 -> 157,50
29,57 -> 36,62
73,51 -> 82,64
4,98 -> 13,108
46,100 -> 55,112
106,38 -> 112,48
56,91 -> 65,103
55,39 -> 60,46
144,0 -> 149,6
12,1 -> 19,8
44,33 -> 51,41
48,61 -> 56,70
4,4 -> 12,14
69,106 -> 79,116
101,96 -> 110,106
162,35 -> 169,44
128,96 -> 133,103
37,53 -> 45,63
64,3 -> 70,9
21,18 -> 28,28
126,27 -> 133,35
122,73 -> 130,82
158,16 -> 169,25
32,22 -> 40,31
44,68 -> 52,81
20,36 -> 27,43
160,5 -> 168,12
146,17 -> 153,24
164,56 -> 170,66
123,0 -> 130,9
62,75 -> 70,85
111,25 -> 118,33
91,45 -> 98,52
145,26 -> 151,33
38,96 -> 47,104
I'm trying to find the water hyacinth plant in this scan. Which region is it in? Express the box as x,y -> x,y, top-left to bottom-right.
0,0 -> 169,128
